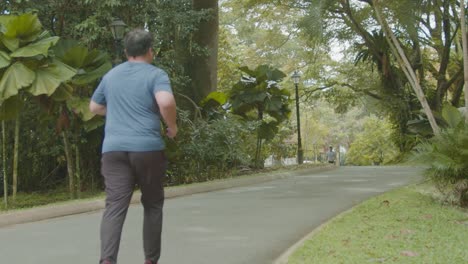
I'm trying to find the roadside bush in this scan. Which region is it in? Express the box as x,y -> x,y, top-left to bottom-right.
264,122 -> 296,165
166,111 -> 256,185
412,106 -> 468,207
346,116 -> 400,166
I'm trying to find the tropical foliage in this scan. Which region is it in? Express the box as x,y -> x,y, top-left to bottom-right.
0,13 -> 77,203
0,12 -> 112,203
166,111 -> 255,185
346,117 -> 399,166
412,106 -> 468,206
229,65 -> 291,167
51,39 -> 112,198
222,0 -> 467,153
0,13 -> 76,107
0,2 -> 222,207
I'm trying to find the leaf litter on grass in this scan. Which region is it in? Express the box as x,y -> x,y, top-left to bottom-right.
289,185 -> 468,264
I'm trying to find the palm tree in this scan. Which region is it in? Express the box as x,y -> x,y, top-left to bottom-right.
0,13 -> 76,199
229,65 -> 291,168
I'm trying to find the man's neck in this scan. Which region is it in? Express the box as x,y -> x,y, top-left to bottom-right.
127,56 -> 148,63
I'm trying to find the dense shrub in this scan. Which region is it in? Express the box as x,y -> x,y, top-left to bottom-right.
412,106 -> 468,206
165,111 -> 256,185
346,116 -> 400,166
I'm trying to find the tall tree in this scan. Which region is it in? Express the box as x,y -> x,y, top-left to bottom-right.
462,0 -> 468,122
1,121 -> 6,208
191,0 -> 219,103
289,0 -> 466,144
373,0 -> 440,135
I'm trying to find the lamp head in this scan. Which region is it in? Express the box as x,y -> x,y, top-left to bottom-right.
292,70 -> 301,84
110,18 -> 127,41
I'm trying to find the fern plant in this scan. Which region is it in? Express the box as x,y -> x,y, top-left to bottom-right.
412,105 -> 468,206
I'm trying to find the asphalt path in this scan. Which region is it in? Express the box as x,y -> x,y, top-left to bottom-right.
0,166 -> 422,264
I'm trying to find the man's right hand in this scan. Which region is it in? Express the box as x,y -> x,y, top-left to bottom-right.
155,91 -> 177,139
166,127 -> 177,139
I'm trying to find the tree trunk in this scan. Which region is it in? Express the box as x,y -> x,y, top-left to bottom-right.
255,137 -> 263,168
191,0 -> 219,103
373,1 -> 441,135
255,108 -> 265,168
62,130 -> 75,199
461,0 -> 468,122
2,121 -> 7,208
12,117 -> 19,200
336,145 -> 340,166
75,145 -> 81,199
452,79 -> 464,107
314,145 -> 318,163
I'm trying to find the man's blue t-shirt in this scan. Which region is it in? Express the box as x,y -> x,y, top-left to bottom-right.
91,61 -> 172,153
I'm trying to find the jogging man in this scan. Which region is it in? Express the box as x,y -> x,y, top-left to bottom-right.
327,146 -> 336,165
90,28 -> 177,264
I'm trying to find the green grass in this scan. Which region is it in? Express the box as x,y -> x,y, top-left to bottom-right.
0,188 -> 104,212
289,184 -> 468,264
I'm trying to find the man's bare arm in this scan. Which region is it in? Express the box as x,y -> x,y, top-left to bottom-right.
155,91 -> 177,138
89,100 -> 107,116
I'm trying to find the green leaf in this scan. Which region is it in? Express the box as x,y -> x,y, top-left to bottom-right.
1,37 -> 19,52
57,44 -> 89,68
239,66 -> 256,76
265,97 -> 283,112
232,102 -> 254,116
83,116 -> 105,132
72,60 -> 111,85
0,62 -> 35,100
253,65 -> 287,82
442,105 -> 463,128
201,91 -> 228,106
0,95 -> 23,121
53,39 -> 111,85
67,97 -> 95,122
0,16 -> 15,30
253,92 -> 268,102
267,68 -> 286,81
255,82 -> 268,92
2,14 -> 43,42
84,49 -> 110,66
10,36 -> 59,58
52,39 -> 78,59
258,121 -> 279,141
51,84 -> 74,102
28,60 -> 77,96
231,64 -> 290,124
0,50 -> 10,68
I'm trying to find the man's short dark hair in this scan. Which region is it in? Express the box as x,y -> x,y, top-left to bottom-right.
124,29 -> 153,57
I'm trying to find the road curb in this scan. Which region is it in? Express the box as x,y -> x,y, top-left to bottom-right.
273,205 -> 356,264
0,165 -> 336,228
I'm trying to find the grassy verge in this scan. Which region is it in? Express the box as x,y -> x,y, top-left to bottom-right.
289,184 -> 468,264
0,188 -> 104,212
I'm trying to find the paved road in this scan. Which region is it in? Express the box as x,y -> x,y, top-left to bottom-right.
0,166 -> 422,264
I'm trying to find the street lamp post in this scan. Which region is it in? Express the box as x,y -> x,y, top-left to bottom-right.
110,18 -> 127,65
292,71 -> 304,164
